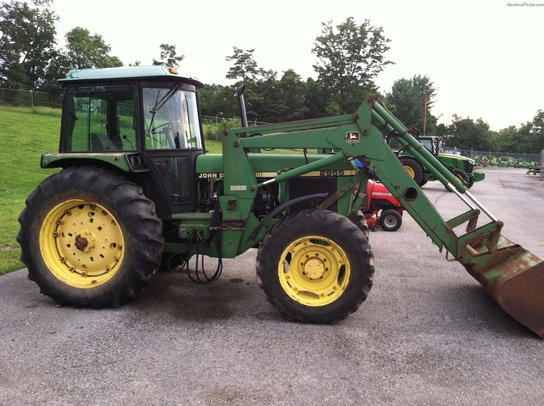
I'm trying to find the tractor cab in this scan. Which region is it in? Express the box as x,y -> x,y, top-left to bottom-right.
418,136 -> 441,156
49,65 -> 206,218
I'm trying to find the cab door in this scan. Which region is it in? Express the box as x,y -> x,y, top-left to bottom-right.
140,83 -> 205,217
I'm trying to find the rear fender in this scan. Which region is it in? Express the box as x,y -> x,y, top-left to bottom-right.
41,152 -> 137,172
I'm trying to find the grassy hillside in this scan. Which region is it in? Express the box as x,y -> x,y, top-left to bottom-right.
0,107 -> 62,274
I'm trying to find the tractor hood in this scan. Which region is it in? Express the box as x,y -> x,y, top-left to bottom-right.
438,152 -> 475,164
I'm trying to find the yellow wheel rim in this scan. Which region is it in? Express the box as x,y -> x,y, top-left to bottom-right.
404,165 -> 415,178
39,199 -> 125,289
278,235 -> 351,307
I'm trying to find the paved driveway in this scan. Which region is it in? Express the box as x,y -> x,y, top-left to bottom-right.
1,167 -> 543,405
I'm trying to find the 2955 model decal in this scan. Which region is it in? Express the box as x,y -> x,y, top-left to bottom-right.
319,170 -> 345,176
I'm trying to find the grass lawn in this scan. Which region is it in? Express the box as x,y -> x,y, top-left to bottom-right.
0,107 -> 62,274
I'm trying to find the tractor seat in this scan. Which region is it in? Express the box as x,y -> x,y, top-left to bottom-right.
91,132 -> 117,151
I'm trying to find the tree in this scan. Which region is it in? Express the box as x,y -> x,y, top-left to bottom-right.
63,27 -> 122,69
152,43 -> 184,67
0,0 -> 58,89
303,78 -> 329,119
43,49 -> 72,85
529,109 -> 544,153
312,17 -> 393,114
198,83 -> 239,119
247,69 -> 309,123
488,109 -> 544,154
274,69 -> 308,121
444,115 -> 494,151
224,47 -> 278,123
495,125 -> 525,153
225,47 -> 263,83
241,71 -> 277,124
386,75 -> 438,135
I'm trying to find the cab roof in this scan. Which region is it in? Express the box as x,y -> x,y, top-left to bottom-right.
59,65 -> 204,88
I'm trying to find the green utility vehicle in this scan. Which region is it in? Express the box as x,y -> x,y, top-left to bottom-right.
17,66 -> 544,337
395,135 -> 485,188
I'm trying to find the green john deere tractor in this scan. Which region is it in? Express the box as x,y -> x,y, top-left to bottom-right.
16,65 -> 544,336
393,135 -> 485,188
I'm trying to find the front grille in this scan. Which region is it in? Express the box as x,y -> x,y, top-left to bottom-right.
288,177 -> 336,213
464,161 -> 474,173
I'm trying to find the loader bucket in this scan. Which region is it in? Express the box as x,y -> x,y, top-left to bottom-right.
463,235 -> 544,338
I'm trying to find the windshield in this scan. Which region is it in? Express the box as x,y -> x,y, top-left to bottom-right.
420,138 -> 441,155
420,138 -> 432,151
143,87 -> 202,150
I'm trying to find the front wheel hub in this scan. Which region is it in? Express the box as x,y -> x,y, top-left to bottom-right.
279,236 -> 351,306
74,230 -> 95,252
303,257 -> 326,280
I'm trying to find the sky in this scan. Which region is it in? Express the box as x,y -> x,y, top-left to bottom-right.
51,0 -> 544,131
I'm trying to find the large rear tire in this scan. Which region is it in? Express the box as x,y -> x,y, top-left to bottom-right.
17,166 -> 164,308
399,157 -> 425,186
256,209 -> 374,323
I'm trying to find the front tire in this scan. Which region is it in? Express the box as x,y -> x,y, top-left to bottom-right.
256,209 -> 374,323
379,209 -> 402,232
17,166 -> 164,308
447,168 -> 471,191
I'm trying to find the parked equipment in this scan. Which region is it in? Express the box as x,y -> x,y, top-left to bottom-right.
18,66 -> 544,337
392,135 -> 485,189
527,162 -> 541,176
363,180 -> 403,231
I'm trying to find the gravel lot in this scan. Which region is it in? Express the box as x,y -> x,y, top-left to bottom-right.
1,167 -> 543,406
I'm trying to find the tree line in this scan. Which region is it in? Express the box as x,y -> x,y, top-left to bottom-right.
1,0 -> 543,154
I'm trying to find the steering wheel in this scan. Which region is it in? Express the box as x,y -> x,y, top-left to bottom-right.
150,122 -> 170,134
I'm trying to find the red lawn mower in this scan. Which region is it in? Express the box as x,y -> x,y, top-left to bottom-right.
363,180 -> 403,232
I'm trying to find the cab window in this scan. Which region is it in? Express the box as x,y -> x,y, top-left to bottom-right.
64,84 -> 138,152
142,87 -> 202,150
